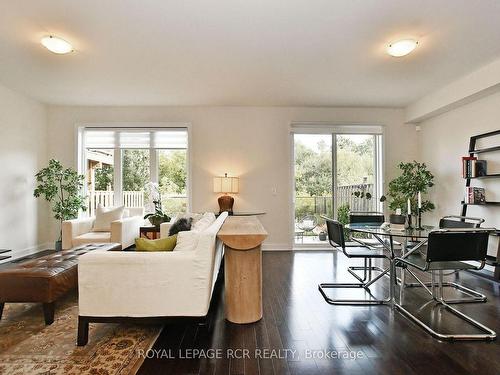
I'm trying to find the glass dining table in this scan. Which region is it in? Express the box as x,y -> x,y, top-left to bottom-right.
345,223 -> 437,303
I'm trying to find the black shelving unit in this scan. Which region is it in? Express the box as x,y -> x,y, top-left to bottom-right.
0,249 -> 12,262
461,201 -> 500,206
461,129 -> 500,281
467,173 -> 500,179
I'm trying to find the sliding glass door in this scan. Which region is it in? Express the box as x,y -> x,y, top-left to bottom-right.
293,130 -> 383,247
294,134 -> 334,245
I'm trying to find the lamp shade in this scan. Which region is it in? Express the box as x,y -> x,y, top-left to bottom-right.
213,174 -> 239,194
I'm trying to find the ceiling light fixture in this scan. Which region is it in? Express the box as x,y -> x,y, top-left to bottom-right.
41,35 -> 73,54
387,39 -> 418,57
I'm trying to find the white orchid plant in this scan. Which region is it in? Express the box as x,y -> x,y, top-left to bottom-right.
144,182 -> 171,226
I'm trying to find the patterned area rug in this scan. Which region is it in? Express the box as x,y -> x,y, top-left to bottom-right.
0,292 -> 161,375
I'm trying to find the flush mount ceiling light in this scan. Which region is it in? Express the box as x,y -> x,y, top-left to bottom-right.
40,35 -> 73,54
387,39 -> 418,57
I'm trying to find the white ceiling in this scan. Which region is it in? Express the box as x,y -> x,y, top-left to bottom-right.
1,0 -> 500,107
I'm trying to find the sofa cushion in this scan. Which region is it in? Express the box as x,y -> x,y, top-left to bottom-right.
73,231 -> 111,246
192,212 -> 216,232
93,205 -> 125,231
174,231 -> 199,251
135,235 -> 177,252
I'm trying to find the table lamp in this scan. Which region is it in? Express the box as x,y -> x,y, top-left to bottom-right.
213,173 -> 239,214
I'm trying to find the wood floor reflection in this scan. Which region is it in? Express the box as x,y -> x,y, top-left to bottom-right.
139,251 -> 500,375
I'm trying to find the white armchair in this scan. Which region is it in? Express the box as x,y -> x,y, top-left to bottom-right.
62,207 -> 144,250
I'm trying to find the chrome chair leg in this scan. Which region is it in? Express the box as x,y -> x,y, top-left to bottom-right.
318,282 -> 390,305
399,264 -> 406,305
394,264 -> 496,341
431,271 -> 437,300
347,258 -> 367,282
319,260 -> 391,305
394,300 -> 496,341
347,258 -> 387,283
402,271 -> 487,304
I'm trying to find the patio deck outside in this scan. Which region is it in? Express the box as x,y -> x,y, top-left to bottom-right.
294,183 -> 376,245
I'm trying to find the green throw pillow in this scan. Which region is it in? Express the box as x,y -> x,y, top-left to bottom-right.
135,235 -> 177,252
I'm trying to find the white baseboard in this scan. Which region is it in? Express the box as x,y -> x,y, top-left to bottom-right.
0,242 -> 51,264
262,243 -> 292,251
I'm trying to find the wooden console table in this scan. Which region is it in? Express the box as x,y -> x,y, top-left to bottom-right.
217,216 -> 268,324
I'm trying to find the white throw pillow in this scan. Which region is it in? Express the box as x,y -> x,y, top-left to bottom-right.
93,205 -> 125,232
174,231 -> 199,251
192,212 -> 216,232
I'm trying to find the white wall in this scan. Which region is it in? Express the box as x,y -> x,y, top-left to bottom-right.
47,105 -> 418,249
417,91 -> 500,255
0,82 -> 48,259
406,57 -> 500,124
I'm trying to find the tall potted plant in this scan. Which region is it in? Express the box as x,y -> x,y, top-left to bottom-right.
387,161 -> 435,215
34,159 -> 86,251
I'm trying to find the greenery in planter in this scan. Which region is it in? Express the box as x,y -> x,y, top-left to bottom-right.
34,159 -> 86,242
387,161 -> 435,214
144,200 -> 171,226
337,203 -> 351,238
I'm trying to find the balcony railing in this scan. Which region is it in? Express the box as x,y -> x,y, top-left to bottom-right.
87,190 -> 144,216
295,183 -> 375,219
87,190 -> 187,216
336,183 -> 375,212
294,183 -> 375,244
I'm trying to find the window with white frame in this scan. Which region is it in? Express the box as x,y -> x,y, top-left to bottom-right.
80,127 -> 189,216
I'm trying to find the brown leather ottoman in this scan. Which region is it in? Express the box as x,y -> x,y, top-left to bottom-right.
0,243 -> 120,325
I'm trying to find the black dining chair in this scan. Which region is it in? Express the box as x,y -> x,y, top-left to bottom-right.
349,211 -> 385,224
438,215 -> 486,303
347,211 -> 387,282
349,211 -> 385,245
318,219 -> 391,305
405,215 -> 487,303
439,215 -> 484,229
392,229 -> 496,341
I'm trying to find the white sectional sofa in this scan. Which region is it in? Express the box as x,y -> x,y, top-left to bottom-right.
62,207 -> 144,250
76,211 -> 228,345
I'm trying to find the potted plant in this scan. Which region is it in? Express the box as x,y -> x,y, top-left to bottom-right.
144,200 -> 171,226
387,161 -> 435,215
337,203 -> 351,238
318,224 -> 327,241
144,182 -> 171,226
34,159 -> 86,251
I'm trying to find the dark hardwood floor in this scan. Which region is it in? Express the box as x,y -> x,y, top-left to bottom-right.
138,251 -> 500,375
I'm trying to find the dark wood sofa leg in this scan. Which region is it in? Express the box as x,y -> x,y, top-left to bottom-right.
0,303 -> 4,320
77,316 -> 89,346
43,302 -> 55,325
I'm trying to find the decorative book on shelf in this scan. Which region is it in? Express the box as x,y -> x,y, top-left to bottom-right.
465,187 -> 486,204
461,156 -> 487,178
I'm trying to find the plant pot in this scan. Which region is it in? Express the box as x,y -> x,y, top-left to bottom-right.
148,217 -> 166,227
318,232 -> 327,241
55,240 -> 62,251
389,214 -> 406,225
